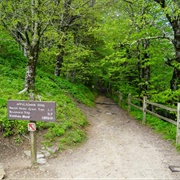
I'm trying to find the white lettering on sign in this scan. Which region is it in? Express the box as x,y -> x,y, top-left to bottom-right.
9,114 -> 22,118
24,111 -> 30,115
38,108 -> 44,111
9,106 -> 18,110
9,110 -> 21,114
22,115 -> 30,118
28,107 -> 37,111
19,107 -> 27,110
37,103 -> 45,107
42,116 -> 54,120
26,103 -> 36,107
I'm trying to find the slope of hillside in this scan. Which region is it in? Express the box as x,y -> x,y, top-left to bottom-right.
0,35 -> 95,151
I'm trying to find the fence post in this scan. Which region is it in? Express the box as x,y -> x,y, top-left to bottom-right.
128,94 -> 131,113
176,103 -> 180,146
119,92 -> 122,108
142,96 -> 147,124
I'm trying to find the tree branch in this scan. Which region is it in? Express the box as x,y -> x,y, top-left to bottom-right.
131,35 -> 173,46
18,88 -> 28,94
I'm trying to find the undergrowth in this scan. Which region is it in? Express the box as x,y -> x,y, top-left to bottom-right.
0,33 -> 95,150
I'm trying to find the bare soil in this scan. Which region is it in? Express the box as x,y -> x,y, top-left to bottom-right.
1,96 -> 180,179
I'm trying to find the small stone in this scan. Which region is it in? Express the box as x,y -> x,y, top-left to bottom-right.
37,158 -> 46,164
25,151 -> 45,159
0,164 -> 5,180
40,150 -> 51,158
106,112 -> 112,115
37,152 -> 45,159
47,147 -> 59,154
24,150 -> 31,158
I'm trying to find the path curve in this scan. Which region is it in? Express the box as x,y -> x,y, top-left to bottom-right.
50,96 -> 180,179
3,96 -> 180,179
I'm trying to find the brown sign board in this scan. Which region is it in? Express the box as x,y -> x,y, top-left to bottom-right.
8,100 -> 56,122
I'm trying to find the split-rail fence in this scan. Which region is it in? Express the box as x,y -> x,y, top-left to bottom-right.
118,93 -> 180,146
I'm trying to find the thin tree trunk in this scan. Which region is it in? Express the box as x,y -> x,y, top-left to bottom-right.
24,42 -> 39,91
142,40 -> 150,94
170,19 -> 180,90
71,69 -> 76,83
25,56 -> 38,91
137,40 -> 150,96
154,0 -> 180,90
54,52 -> 63,76
24,0 -> 40,91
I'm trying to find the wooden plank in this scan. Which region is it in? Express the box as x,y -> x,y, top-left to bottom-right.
146,101 -> 176,112
145,109 -> 176,125
142,96 -> 147,124
128,94 -> 131,113
30,126 -> 37,165
132,97 -> 142,102
8,100 -> 56,122
130,103 -> 143,111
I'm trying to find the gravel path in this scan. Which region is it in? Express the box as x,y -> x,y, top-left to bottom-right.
2,96 -> 180,179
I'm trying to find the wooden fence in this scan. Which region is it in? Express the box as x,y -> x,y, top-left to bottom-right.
118,93 -> 180,146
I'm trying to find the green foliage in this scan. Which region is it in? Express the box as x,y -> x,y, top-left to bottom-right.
36,73 -> 95,107
0,31 -> 95,150
59,129 -> 87,149
1,0 -> 179,153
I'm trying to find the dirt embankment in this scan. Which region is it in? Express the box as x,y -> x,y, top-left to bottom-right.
1,96 -> 180,179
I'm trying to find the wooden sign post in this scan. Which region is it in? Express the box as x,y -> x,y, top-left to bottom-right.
30,127 -> 37,164
7,100 -> 56,165
28,122 -> 37,164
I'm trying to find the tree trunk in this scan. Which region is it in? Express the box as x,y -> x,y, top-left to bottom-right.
54,52 -> 64,76
137,40 -> 150,96
170,19 -> 180,90
25,57 -> 38,91
154,0 -> 180,90
24,38 -> 39,91
142,40 -> 150,95
24,0 -> 40,91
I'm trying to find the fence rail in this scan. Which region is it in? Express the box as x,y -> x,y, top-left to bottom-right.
118,93 -> 180,146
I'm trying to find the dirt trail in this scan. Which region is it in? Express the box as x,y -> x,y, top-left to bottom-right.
2,96 -> 180,179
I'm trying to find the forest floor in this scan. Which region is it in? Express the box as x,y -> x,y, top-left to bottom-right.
1,96 -> 180,179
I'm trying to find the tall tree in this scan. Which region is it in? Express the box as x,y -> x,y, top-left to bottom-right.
42,0 -> 98,77
153,0 -> 180,90
90,0 -> 174,96
0,0 -> 57,92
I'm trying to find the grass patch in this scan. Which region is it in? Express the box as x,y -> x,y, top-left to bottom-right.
0,38 -> 94,150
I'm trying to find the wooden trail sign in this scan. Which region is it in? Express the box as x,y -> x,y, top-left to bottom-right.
7,100 -> 56,165
8,100 -> 56,122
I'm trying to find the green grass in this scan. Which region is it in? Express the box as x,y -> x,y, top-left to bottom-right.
0,37 -> 95,150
